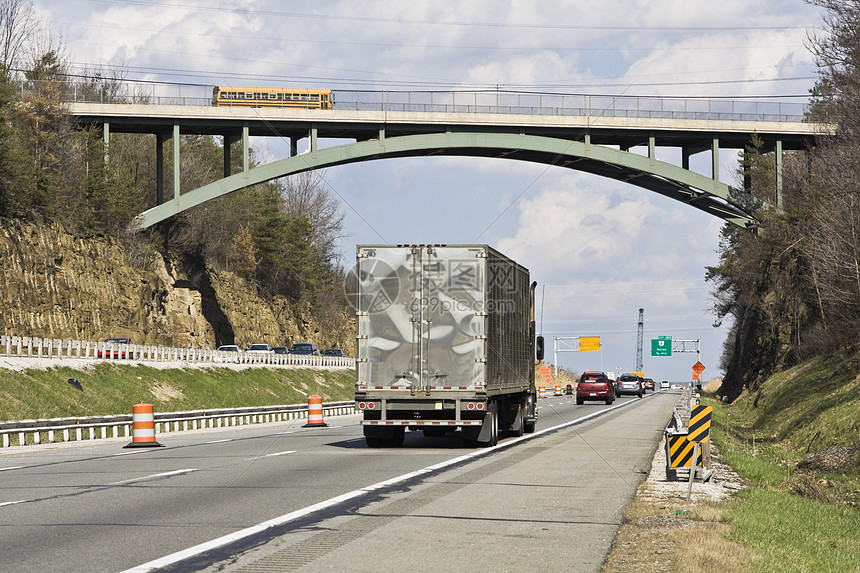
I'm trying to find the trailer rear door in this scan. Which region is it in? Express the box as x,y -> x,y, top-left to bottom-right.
356,245 -> 486,393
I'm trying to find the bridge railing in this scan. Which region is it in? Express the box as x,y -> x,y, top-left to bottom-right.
0,334 -> 355,369
13,78 -> 811,123
0,401 -> 356,448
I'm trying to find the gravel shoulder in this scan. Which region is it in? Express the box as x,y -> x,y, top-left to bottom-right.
601,432 -> 748,572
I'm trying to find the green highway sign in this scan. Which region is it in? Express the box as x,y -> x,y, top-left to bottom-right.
651,336 -> 672,357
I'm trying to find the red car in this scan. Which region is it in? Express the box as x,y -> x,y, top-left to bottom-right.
576,371 -> 615,405
643,378 -> 655,392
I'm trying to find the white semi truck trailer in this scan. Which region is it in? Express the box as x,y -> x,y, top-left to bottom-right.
353,244 -> 544,447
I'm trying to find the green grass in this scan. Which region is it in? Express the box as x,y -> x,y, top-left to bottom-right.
726,488 -> 860,572
0,363 -> 355,421
702,350 -> 860,571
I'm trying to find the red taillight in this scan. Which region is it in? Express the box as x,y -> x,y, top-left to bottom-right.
476,402 -> 485,410
467,402 -> 475,410
367,402 -> 375,409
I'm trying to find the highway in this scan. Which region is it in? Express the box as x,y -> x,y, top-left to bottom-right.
0,390 -> 678,572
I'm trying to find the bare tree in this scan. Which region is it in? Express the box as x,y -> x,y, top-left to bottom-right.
0,0 -> 36,77
280,170 -> 345,263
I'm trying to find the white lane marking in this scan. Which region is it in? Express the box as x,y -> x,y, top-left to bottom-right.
110,469 -> 196,486
0,466 -> 23,471
121,399 -> 641,573
206,439 -> 233,444
112,451 -> 146,456
245,450 -> 296,460
0,500 -> 26,507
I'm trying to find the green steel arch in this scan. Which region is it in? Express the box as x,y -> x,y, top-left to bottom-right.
133,131 -> 764,230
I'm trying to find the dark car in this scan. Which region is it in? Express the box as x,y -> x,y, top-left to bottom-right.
322,348 -> 346,357
272,346 -> 289,354
290,342 -> 319,355
643,378 -> 655,392
98,337 -> 134,359
616,374 -> 644,398
576,371 -> 615,405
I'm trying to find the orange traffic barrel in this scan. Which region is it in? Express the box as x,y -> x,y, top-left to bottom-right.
124,402 -> 164,448
539,386 -> 546,398
554,385 -> 562,396
303,395 -> 328,427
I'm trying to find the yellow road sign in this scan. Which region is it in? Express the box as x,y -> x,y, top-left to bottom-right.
668,433 -> 703,467
579,336 -> 600,351
688,405 -> 712,443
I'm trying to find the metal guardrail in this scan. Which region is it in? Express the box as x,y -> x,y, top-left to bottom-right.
13,78 -> 812,124
0,334 -> 355,368
0,401 -> 356,448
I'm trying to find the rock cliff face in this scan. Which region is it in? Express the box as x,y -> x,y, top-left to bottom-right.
0,218 -> 353,351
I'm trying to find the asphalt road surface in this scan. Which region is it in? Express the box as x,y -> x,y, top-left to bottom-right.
0,389 -> 679,572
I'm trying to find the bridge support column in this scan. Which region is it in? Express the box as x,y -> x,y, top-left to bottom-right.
775,139 -> 783,209
173,123 -> 180,203
103,121 -> 110,163
711,138 -> 720,180
223,134 -> 238,177
156,133 -> 167,205
242,124 -> 249,173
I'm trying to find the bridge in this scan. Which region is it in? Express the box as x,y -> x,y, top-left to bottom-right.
64,84 -> 823,229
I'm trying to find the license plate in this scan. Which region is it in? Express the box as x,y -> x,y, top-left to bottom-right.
590,393 -> 596,396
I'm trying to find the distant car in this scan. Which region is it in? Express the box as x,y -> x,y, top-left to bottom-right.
576,371 -> 615,405
290,342 -> 319,355
643,378 -> 655,392
660,380 -> 669,389
98,337 -> 134,359
246,344 -> 273,353
217,345 -> 241,352
272,346 -> 289,354
616,374 -> 644,398
321,348 -> 346,357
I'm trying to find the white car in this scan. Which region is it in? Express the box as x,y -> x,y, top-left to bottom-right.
246,344 -> 273,353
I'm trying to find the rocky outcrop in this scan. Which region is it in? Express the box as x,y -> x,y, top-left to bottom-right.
0,218 -> 353,350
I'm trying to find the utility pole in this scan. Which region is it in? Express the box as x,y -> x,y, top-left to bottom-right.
636,308 -> 644,372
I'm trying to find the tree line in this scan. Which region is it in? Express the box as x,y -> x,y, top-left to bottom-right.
0,0 -> 349,340
707,0 -> 860,400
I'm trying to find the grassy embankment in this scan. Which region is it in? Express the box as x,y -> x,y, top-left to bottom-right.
706,351 -> 860,572
0,363 -> 355,422
611,352 -> 860,572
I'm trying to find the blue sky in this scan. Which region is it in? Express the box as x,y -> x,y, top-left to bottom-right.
36,0 -> 825,381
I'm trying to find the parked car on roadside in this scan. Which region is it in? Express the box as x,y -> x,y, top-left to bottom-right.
616,374 -> 644,398
321,348 -> 346,357
217,345 -> 241,352
576,371 -> 615,405
246,344 -> 273,353
290,342 -> 319,355
98,337 -> 134,359
272,346 -> 289,354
